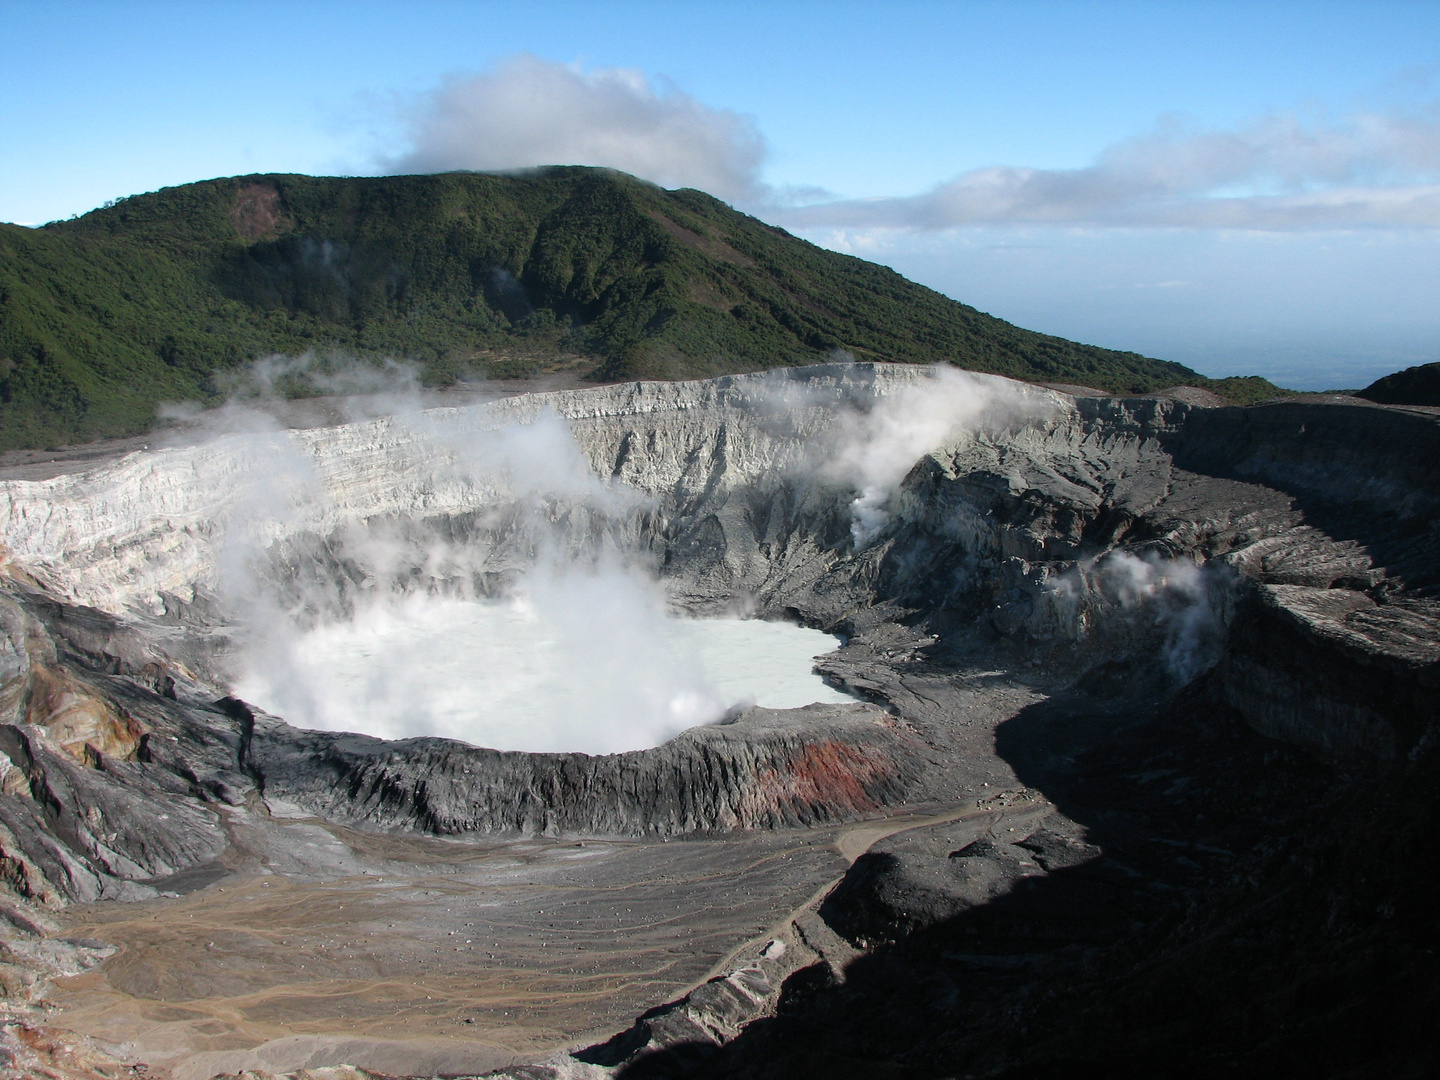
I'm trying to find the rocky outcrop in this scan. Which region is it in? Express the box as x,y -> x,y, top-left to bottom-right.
818,815 -> 1094,948
1211,583 -> 1440,760
250,703 -> 921,838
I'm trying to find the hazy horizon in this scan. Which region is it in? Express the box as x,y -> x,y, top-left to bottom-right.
4,0 -> 1436,390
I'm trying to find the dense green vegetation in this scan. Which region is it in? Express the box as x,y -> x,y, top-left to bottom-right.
1358,361 -> 1440,407
0,168 -> 1286,449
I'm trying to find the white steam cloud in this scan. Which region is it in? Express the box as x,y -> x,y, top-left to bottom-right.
163,356 -> 852,755
776,106 -> 1440,231
157,352 -> 431,436
232,563 -> 733,755
1048,550 -> 1228,683
209,408 -> 699,751
824,366 -> 1056,547
385,54 -> 767,202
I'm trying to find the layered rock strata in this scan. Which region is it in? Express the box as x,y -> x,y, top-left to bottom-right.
0,364 -> 1432,1078
249,702 -> 919,838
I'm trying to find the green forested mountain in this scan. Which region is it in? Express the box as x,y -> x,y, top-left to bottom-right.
0,168 -> 1280,448
1358,361 -> 1440,407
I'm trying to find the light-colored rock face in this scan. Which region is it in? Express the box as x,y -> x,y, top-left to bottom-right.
0,364 -> 1075,622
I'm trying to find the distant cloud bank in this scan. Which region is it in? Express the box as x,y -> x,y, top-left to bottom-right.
385,54 -> 766,202
774,109 -> 1440,231
385,60 -> 1440,232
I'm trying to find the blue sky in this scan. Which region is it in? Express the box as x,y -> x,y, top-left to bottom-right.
4,0 -> 1438,388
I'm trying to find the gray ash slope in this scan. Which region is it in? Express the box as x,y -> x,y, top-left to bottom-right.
0,363 -> 1434,1078
560,388 -> 1440,1079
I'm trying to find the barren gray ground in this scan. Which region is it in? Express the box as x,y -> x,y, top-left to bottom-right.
52,820 -> 848,1076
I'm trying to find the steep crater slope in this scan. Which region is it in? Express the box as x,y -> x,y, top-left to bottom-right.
0,363 -> 1433,1077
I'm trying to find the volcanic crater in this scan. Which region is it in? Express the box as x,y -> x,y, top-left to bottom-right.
0,362 -> 1435,1079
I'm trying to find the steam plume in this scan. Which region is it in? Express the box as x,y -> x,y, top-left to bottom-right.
1048,550 -> 1229,683
823,366 -> 1056,547
162,355 -> 851,754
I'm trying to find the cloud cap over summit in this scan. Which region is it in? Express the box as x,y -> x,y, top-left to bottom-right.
384,54 -> 766,203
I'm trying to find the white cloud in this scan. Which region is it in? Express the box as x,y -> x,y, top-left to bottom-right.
773,107 -> 1440,231
384,54 -> 766,202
